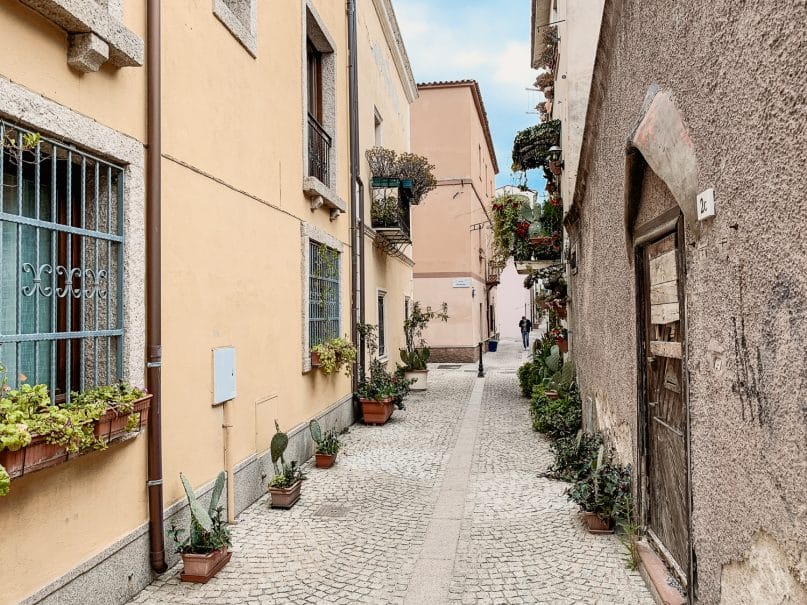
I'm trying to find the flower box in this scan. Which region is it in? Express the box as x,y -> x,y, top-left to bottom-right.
0,395 -> 152,482
315,453 -> 337,468
0,436 -> 68,479
180,547 -> 232,583
360,397 -> 395,425
94,395 -> 152,443
269,479 -> 302,509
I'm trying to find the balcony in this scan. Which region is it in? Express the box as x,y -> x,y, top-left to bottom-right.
370,178 -> 411,245
303,114 -> 345,219
308,113 -> 331,186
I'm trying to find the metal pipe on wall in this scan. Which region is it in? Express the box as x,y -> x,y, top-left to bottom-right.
146,0 -> 166,574
347,0 -> 365,386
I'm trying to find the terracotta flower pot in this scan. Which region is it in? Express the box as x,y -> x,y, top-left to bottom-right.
404,370 -> 428,391
94,395 -> 152,442
582,512 -> 614,534
315,452 -> 337,468
310,351 -> 322,367
544,390 -> 560,401
360,397 -> 394,425
557,337 -> 568,354
180,547 -> 231,583
269,479 -> 302,509
0,436 -> 68,479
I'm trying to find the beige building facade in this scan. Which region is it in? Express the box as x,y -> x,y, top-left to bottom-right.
409,81 -> 499,362
533,0 -> 807,602
0,1 -> 416,603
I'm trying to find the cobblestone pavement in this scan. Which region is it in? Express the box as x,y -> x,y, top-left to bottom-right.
131,338 -> 653,604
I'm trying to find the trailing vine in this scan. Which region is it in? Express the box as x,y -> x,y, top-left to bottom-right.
511,120 -> 561,173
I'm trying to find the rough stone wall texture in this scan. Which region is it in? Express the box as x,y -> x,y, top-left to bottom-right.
570,0 -> 807,603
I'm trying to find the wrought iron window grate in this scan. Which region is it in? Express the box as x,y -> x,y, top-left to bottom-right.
309,241 -> 339,347
0,120 -> 125,403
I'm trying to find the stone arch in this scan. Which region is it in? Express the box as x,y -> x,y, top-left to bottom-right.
624,86 -> 699,258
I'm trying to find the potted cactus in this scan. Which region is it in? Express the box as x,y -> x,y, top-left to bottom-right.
169,471 -> 231,583
267,421 -> 305,508
309,419 -> 342,468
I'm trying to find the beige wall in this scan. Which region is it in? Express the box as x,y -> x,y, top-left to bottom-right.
0,0 -> 415,601
358,0 -> 416,364
410,84 -> 497,352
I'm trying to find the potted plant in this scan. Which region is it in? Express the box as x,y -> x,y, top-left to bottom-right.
267,421 -> 305,508
551,327 -> 569,354
399,301 -> 448,391
566,446 -> 632,533
309,419 -> 342,468
310,337 -> 357,377
169,471 -> 231,583
0,366 -> 151,495
356,324 -> 403,425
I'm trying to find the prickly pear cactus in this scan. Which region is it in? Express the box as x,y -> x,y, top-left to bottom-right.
271,420 -> 288,475
180,472 -> 213,532
208,471 -> 225,517
309,419 -> 322,444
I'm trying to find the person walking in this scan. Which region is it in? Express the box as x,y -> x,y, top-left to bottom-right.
518,316 -> 533,350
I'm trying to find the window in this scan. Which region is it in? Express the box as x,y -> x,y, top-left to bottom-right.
374,109 -> 383,147
0,121 -> 125,402
213,0 -> 258,57
308,241 -> 340,347
304,7 -> 336,190
377,291 -> 386,357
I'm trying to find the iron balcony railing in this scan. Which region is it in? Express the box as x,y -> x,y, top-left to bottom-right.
307,113 -> 331,187
370,178 -> 411,245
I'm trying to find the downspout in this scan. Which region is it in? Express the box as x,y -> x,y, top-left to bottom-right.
146,0 -> 166,574
347,0 -> 365,385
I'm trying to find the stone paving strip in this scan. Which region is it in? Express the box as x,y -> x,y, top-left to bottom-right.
130,339 -> 654,604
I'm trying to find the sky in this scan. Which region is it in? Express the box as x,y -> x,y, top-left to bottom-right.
394,0 -> 544,191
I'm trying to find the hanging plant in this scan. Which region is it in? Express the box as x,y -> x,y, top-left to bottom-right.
511,120 -> 561,172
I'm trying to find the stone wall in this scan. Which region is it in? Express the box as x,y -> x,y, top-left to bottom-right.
569,0 -> 807,602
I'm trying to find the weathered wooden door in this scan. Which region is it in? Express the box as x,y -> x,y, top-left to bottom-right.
640,228 -> 689,581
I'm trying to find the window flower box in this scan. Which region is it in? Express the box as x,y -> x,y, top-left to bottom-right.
93,394 -> 153,443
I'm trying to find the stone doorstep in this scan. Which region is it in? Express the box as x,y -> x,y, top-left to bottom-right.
637,541 -> 686,605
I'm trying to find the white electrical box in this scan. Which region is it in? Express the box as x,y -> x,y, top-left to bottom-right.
213,346 -> 236,405
697,188 -> 716,221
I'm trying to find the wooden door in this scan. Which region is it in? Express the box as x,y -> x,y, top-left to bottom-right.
640,229 -> 689,581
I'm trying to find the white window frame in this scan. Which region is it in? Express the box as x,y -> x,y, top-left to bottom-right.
376,289 -> 387,360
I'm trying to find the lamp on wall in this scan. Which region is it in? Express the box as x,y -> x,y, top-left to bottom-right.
548,145 -> 564,168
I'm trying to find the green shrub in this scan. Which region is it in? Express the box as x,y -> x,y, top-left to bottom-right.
546,431 -> 602,482
566,446 -> 632,526
530,387 -> 581,439
517,361 -> 543,397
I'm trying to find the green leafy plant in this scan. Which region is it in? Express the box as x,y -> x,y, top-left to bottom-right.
399,301 -> 448,371
618,493 -> 641,570
169,471 -> 231,555
366,147 -> 437,205
311,337 -> 357,377
356,324 -> 407,409
268,461 -> 305,489
546,430 -> 602,482
530,386 -> 581,439
0,363 -> 148,495
566,446 -> 632,526
511,120 -> 560,172
309,419 -> 342,456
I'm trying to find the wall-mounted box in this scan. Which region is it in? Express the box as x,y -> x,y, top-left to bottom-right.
213,347 -> 237,405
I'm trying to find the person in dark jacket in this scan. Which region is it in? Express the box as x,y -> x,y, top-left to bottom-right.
518,316 -> 533,350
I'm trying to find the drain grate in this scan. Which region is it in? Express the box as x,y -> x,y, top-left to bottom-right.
437,364 -> 462,369
314,505 -> 351,518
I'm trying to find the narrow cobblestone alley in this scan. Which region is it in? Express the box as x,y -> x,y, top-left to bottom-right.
132,339 -> 653,605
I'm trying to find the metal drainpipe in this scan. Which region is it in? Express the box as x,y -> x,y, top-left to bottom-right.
146,0 -> 166,574
347,0 -> 365,386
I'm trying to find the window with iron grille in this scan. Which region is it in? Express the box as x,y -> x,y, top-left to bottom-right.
308,241 -> 339,347
0,120 -> 125,403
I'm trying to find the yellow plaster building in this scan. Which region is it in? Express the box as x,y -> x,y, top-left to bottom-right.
0,1 -> 416,602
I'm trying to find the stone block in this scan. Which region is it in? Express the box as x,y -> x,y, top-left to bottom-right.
67,32 -> 109,72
